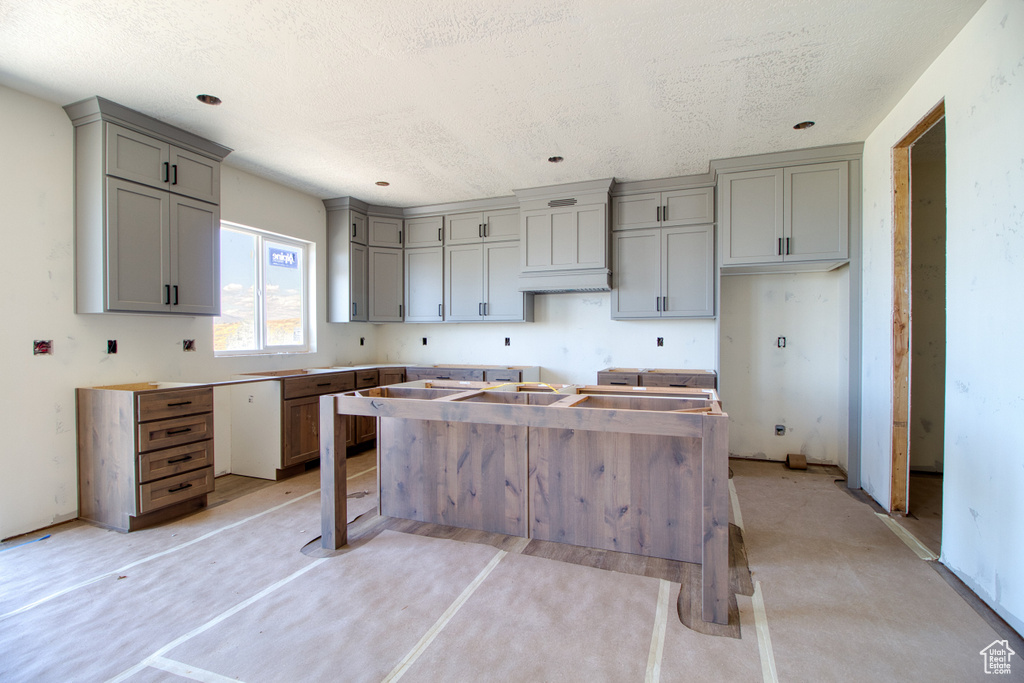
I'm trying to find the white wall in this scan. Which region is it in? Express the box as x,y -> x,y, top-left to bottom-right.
720,269 -> 849,469
0,85 -> 376,540
374,293 -> 718,385
860,0 -> 1024,633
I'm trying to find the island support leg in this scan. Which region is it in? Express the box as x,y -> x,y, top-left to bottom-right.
702,414 -> 730,624
320,395 -> 348,550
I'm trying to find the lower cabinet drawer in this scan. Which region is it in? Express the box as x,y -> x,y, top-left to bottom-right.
596,371 -> 640,386
139,412 -> 213,452
138,466 -> 214,514
355,369 -> 380,389
139,441 -> 212,484
640,372 -> 717,389
484,369 -> 522,382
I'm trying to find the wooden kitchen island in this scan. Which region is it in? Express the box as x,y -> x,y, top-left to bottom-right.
318,382 -> 730,624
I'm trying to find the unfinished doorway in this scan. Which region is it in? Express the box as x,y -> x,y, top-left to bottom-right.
891,101 -> 946,549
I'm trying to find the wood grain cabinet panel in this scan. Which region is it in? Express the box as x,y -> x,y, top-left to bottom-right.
283,396 -> 321,467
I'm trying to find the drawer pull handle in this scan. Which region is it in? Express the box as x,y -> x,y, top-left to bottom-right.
166,400 -> 193,407
167,455 -> 193,464
165,427 -> 192,435
610,381 -> 627,385
167,482 -> 193,493
317,382 -> 332,387
436,376 -> 451,380
669,383 -> 686,387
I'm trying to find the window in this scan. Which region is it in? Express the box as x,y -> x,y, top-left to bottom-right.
214,222 -> 312,355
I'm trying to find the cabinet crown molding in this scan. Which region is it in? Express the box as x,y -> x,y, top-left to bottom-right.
63,96 -> 232,161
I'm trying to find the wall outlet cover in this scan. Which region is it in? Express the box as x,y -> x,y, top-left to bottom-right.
107,340 -> 117,354
183,339 -> 196,352
33,340 -> 52,355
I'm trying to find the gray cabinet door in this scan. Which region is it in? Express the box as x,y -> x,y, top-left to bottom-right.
368,247 -> 404,321
521,204 -> 607,272
446,211 -> 484,245
662,187 -> 714,226
483,209 -> 519,241
445,244 -> 484,321
611,229 -> 661,319
482,242 -> 523,320
404,247 -> 444,322
105,177 -> 171,312
405,215 -> 444,248
368,216 -> 403,247
719,168 -> 784,265
105,123 -> 170,191
170,196 -> 220,315
351,211 -> 368,245
662,225 -> 714,318
350,242 -> 368,322
169,147 -> 219,204
613,193 -> 661,231
784,162 -> 849,261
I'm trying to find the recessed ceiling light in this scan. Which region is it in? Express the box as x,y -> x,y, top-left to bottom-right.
548,156 -> 564,163
196,94 -> 222,106
793,121 -> 815,130
375,181 -> 390,187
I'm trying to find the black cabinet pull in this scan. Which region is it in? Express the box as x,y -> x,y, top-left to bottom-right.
669,383 -> 686,388
478,223 -> 483,238
167,455 -> 193,464
438,303 -> 443,317
778,237 -> 782,256
785,237 -> 791,255
317,382 -> 331,387
165,284 -> 171,304
352,222 -> 357,238
610,381 -> 627,385
165,427 -> 192,435
352,302 -> 357,316
656,296 -> 661,312
172,164 -> 178,185
438,227 -> 443,242
398,230 -> 403,244
399,304 -> 403,317
163,161 -> 170,182
662,296 -> 668,311
656,206 -> 661,222
437,375 -> 451,380
173,285 -> 179,305
167,482 -> 193,493
166,400 -> 192,407
663,205 -> 668,221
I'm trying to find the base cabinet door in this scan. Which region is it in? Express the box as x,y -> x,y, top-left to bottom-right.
282,396 -> 320,467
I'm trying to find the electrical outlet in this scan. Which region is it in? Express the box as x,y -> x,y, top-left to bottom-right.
775,424 -> 786,436
422,337 -> 428,346
360,337 -> 365,346
107,340 -> 117,354
657,337 -> 664,347
777,336 -> 786,348
182,339 -> 196,352
33,340 -> 52,355
505,337 -> 511,346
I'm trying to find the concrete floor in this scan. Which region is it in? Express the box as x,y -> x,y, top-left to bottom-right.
0,453 -> 1019,682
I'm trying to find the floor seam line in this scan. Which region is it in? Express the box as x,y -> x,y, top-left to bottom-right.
645,578 -> 671,683
104,558 -> 328,683
0,488 -> 320,622
875,512 -> 939,561
752,581 -> 779,683
729,479 -> 745,531
382,548 -> 507,682
148,655 -> 246,683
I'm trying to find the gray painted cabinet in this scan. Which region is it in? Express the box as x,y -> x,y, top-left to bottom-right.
326,208 -> 368,322
445,242 -> 533,322
368,215 -> 404,247
369,247 -> 404,322
719,161 -> 849,266
612,224 -> 714,319
65,97 -> 228,316
405,215 -> 443,247
521,203 -> 607,273
445,208 -> 519,245
404,247 -> 444,322
613,187 -> 714,231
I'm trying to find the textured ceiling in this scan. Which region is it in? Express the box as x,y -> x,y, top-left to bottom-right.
0,0 -> 982,207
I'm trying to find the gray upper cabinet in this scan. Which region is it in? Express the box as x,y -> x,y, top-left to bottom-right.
106,123 -> 220,204
719,161 -> 848,266
613,187 -> 714,231
404,247 -> 444,322
368,247 -> 404,322
65,98 -> 230,316
445,208 -> 519,245
445,243 -> 533,322
611,224 -> 714,319
405,215 -> 443,248
521,203 -> 607,273
326,207 -> 368,322
368,215 -> 404,247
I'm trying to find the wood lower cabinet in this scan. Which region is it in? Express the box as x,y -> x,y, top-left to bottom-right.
77,384 -> 215,532
282,395 -> 322,467
596,368 -> 717,389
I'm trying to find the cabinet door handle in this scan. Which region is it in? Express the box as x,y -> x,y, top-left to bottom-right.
656,206 -> 661,222
173,285 -> 179,305
166,400 -> 193,407
163,162 -> 170,182
656,296 -> 661,312
438,227 -> 443,242
483,302 -> 488,316
398,230 -> 403,245
352,302 -> 357,316
785,237 -> 791,255
662,296 -> 668,311
352,222 -> 357,238
167,482 -> 193,493
167,455 -> 193,464
438,303 -> 443,317
483,223 -> 488,237
478,302 -> 483,316
165,284 -> 171,305
165,427 -> 192,436
478,223 -> 483,238
399,304 -> 403,317
171,164 -> 178,185
778,237 -> 782,256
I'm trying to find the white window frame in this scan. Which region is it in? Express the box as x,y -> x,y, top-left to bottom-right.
214,221 -> 313,357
